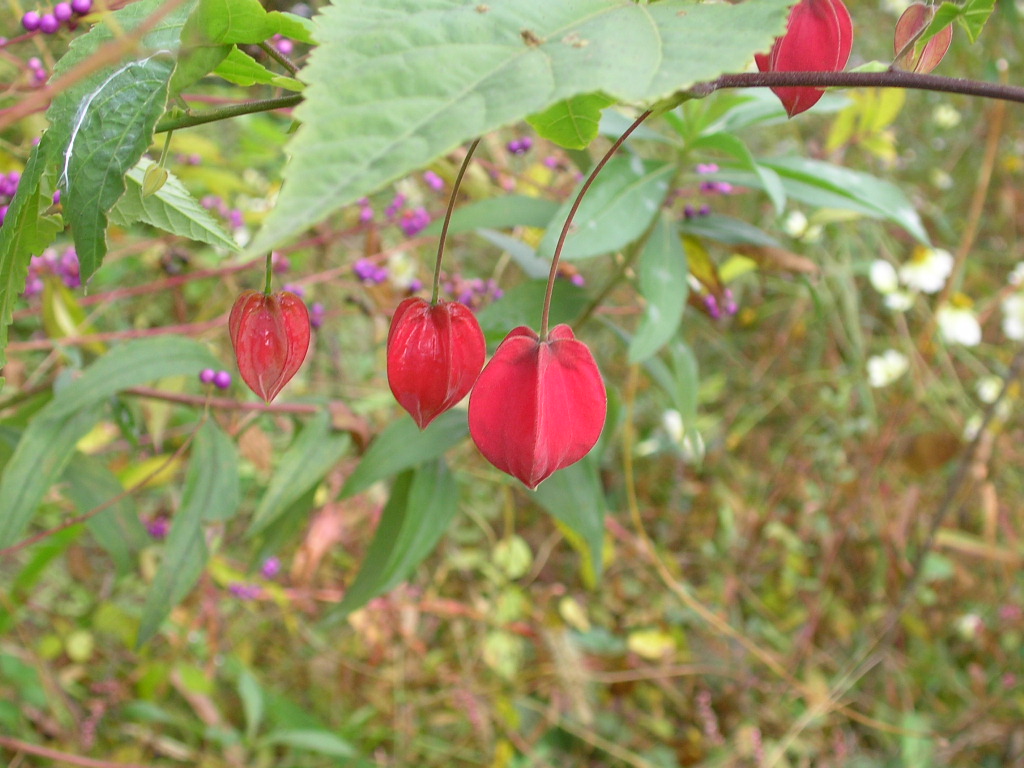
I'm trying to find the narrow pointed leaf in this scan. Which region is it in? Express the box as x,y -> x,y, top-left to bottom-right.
628,215 -> 688,363
249,0 -> 794,253
532,453 -> 606,583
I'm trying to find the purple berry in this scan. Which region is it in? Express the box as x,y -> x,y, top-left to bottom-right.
39,13 -> 60,33
22,11 -> 41,31
54,2 -> 73,22
309,302 -> 325,329
0,205 -> 8,225
260,557 -> 281,578
52,189 -> 61,204
71,0 -> 92,13
199,368 -> 216,384
213,370 -> 232,390
275,38 -> 294,55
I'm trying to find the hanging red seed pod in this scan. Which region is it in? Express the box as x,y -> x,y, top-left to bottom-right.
894,3 -> 952,74
755,0 -> 854,117
468,324 -> 606,490
386,297 -> 485,429
228,290 -> 310,403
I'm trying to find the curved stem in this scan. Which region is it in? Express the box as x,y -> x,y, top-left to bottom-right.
692,70 -> 1024,104
431,138 -> 480,304
540,110 -> 652,338
155,94 -> 303,133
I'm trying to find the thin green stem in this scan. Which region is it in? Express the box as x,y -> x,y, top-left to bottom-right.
158,130 -> 172,168
431,138 -> 480,305
155,94 -> 303,133
540,110 -> 652,339
264,252 -> 274,295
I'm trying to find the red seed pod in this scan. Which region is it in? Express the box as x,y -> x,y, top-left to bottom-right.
228,290 -> 310,403
755,0 -> 854,117
468,324 -> 606,490
386,297 -> 486,429
894,4 -> 952,74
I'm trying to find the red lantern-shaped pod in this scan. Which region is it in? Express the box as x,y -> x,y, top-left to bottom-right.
229,290 -> 310,403
468,325 -> 606,489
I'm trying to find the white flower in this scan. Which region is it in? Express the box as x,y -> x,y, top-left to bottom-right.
783,210 -> 808,238
900,247 -> 954,294
1002,294 -> 1024,341
884,291 -> 914,312
932,104 -> 962,129
867,350 -> 909,388
937,303 -> 982,346
870,260 -> 899,294
662,409 -> 684,444
1009,262 -> 1024,287
387,250 -> 418,288
930,169 -> 953,190
976,376 -> 1003,404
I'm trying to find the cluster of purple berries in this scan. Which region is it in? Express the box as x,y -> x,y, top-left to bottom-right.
0,171 -> 21,226
703,288 -> 738,320
683,203 -> 712,219
26,57 -> 47,83
21,0 -> 92,34
507,136 -> 533,155
441,272 -> 503,310
199,368 -> 232,390
694,163 -> 733,195
398,207 -> 431,238
352,257 -> 388,284
227,557 -> 282,601
23,246 -> 80,296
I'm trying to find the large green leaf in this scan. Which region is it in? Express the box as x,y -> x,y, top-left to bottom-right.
0,134 -> 62,386
475,279 -> 589,345
47,0 -> 197,282
249,0 -> 795,253
110,158 -> 240,251
424,195 -> 559,237
137,420 -> 240,646
538,156 -> 673,260
628,215 -> 688,363
532,453 -> 606,583
0,336 -> 219,547
247,411 -> 351,536
332,459 -> 458,620
212,47 -> 304,90
339,410 -> 468,499
182,0 -> 315,46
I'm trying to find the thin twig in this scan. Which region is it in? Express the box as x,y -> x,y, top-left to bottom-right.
0,735 -> 155,768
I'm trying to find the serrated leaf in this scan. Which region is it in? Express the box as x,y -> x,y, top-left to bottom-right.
332,459 -> 458,620
532,453 -> 606,583
339,410 -> 468,499
527,93 -> 616,150
0,134 -> 63,385
539,156 -> 673,260
0,336 -> 219,547
628,215 -> 687,363
110,158 -> 240,251
423,194 -> 559,237
213,46 -> 303,90
249,0 -> 795,253
247,411 -> 351,535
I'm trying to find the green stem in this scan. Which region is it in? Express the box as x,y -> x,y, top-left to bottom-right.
264,252 -> 273,295
259,40 -> 300,76
431,138 -> 480,305
540,110 -> 652,339
155,94 -> 303,133
158,129 -> 172,168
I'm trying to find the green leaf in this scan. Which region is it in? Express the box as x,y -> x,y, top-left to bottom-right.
474,229 -> 550,279
62,454 -> 147,576
137,420 -> 238,646
213,46 -> 304,90
250,0 -> 795,253
190,420 -> 240,522
628,215 -> 688,363
424,195 -> 559,237
333,459 -> 458,619
527,93 -> 616,150
60,54 -> 175,281
183,0 -> 315,46
340,410 -> 468,499
110,158 -> 241,251
0,133 -> 62,384
248,412 -> 351,535
538,156 -> 673,260
532,453 -> 606,583
236,666 -> 265,741
0,336 -> 219,547
678,213 -> 781,248
260,729 -> 356,758
922,0 -> 993,45
476,279 -> 589,345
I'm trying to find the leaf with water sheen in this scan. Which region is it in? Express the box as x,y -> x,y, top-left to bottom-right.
249,0 -> 794,253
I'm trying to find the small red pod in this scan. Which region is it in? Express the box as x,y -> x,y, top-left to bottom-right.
755,0 -> 854,117
468,324 -> 606,489
228,290 -> 310,403
386,297 -> 485,429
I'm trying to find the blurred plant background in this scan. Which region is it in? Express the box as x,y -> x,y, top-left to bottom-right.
1,0 -> 1023,766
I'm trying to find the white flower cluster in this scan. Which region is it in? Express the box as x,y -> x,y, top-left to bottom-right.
867,349 -> 909,388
